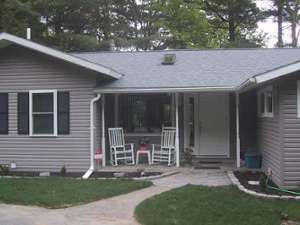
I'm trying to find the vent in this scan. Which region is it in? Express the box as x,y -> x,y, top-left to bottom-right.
162,53 -> 176,65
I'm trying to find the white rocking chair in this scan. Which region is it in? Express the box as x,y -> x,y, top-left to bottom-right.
108,128 -> 135,166
152,127 -> 176,166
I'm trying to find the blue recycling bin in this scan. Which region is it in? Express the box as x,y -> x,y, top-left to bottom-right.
245,153 -> 261,169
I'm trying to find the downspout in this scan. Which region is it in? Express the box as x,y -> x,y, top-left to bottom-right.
83,94 -> 101,179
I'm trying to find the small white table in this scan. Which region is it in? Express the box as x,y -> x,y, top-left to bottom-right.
136,147 -> 151,165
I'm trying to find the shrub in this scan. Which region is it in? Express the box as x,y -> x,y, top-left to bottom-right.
60,165 -> 67,176
183,148 -> 193,165
259,174 -> 267,192
0,165 -> 9,176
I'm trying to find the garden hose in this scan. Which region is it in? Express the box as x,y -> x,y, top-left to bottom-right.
266,174 -> 300,196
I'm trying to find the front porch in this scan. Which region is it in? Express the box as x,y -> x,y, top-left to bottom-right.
97,161 -> 236,174
91,90 -> 257,171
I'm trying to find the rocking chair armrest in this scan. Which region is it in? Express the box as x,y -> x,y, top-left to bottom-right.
124,143 -> 134,150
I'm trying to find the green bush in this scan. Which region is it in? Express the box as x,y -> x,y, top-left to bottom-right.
0,165 -> 9,176
259,174 -> 267,192
60,165 -> 66,176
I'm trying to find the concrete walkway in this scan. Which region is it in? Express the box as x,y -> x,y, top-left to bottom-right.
0,170 -> 232,225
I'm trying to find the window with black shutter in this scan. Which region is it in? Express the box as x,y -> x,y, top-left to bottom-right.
18,90 -> 70,136
0,93 -> 8,134
58,92 -> 70,134
18,93 -> 29,134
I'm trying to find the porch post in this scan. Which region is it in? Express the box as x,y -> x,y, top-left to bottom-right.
102,94 -> 106,167
236,92 -> 241,168
175,93 -> 180,167
171,94 -> 175,126
114,94 -> 118,126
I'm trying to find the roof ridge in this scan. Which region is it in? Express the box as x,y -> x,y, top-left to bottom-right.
72,47 -> 300,55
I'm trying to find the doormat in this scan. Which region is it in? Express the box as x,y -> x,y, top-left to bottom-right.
194,166 -> 221,170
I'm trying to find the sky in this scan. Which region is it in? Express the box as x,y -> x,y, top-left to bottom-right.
257,0 -> 292,47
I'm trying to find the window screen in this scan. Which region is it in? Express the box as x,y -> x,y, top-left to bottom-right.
119,94 -> 172,133
32,92 -> 54,134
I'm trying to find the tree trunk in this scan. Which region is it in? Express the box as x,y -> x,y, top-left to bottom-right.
291,17 -> 297,47
277,0 -> 284,47
286,1 -> 299,48
228,8 -> 235,43
229,20 -> 235,42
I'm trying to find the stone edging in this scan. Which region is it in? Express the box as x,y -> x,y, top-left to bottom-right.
227,171 -> 300,200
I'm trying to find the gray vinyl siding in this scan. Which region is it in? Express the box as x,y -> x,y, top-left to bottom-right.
257,74 -> 300,189
279,79 -> 300,189
257,84 -> 283,187
0,46 -> 99,172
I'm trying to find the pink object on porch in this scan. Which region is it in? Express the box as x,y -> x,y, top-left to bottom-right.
94,149 -> 103,168
138,146 -> 147,153
94,149 -> 103,160
136,146 -> 151,165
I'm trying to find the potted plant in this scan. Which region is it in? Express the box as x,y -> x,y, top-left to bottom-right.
183,148 -> 193,165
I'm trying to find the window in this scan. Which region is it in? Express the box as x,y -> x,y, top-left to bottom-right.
119,94 -> 172,133
0,93 -> 8,134
29,90 -> 57,136
258,86 -> 273,117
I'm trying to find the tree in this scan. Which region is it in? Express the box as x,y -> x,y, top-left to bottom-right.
32,0 -> 117,50
0,0 -> 43,38
152,0 -> 223,49
284,0 -> 300,47
116,0 -> 163,50
276,0 -> 284,47
204,0 -> 264,47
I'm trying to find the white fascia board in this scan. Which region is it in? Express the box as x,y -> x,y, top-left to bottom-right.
254,61 -> 300,84
0,33 -> 122,79
238,61 -> 300,92
94,86 -> 236,94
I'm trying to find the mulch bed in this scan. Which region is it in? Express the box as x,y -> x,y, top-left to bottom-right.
92,171 -> 161,178
234,171 -> 299,196
1,171 -> 162,178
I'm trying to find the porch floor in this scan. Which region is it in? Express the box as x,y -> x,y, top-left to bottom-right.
96,160 -> 236,173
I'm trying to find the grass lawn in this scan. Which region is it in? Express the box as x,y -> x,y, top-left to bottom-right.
0,177 -> 151,208
135,185 -> 300,225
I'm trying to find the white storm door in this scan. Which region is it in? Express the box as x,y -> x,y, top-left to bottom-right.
194,93 -> 229,157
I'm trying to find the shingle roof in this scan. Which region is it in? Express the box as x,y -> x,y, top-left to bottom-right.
74,48 -> 300,90
0,32 -> 122,79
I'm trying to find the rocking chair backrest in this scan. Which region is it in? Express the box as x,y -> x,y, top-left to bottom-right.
108,128 -> 125,148
161,127 -> 176,148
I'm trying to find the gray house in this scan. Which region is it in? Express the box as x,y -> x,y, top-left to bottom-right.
1,32 -> 300,189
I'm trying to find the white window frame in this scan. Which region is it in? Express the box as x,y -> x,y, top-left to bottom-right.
29,90 -> 58,137
258,86 -> 274,118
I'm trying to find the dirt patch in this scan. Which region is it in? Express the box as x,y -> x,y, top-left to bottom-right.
234,171 -> 299,196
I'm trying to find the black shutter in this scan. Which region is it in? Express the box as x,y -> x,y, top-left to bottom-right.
0,93 -> 8,134
58,92 -> 70,134
18,92 -> 29,134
